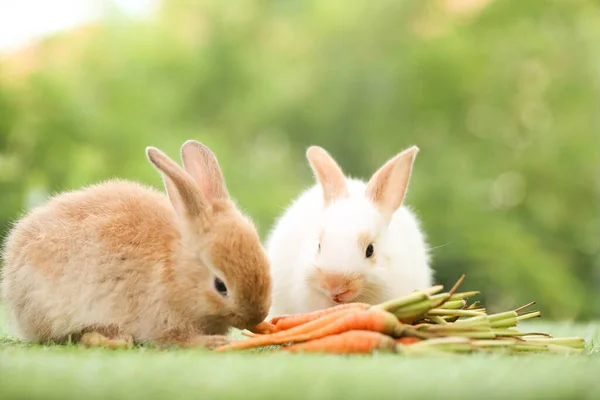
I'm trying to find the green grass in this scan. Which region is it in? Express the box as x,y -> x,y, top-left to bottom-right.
1,307 -> 599,400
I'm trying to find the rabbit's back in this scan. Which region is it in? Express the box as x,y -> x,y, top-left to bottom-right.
1,179 -> 178,342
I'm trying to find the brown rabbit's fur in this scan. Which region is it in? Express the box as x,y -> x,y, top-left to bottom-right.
0,141 -> 271,348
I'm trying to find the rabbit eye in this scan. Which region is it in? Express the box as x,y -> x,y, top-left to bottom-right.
214,277 -> 228,296
317,242 -> 321,252
365,244 -> 374,258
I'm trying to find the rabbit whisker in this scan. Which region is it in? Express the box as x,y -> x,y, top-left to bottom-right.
426,241 -> 452,252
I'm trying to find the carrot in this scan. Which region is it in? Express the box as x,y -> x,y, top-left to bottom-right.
270,303 -> 370,330
247,321 -> 278,335
214,308 -> 403,352
396,337 -> 422,345
281,330 -> 397,354
214,308 -> 359,352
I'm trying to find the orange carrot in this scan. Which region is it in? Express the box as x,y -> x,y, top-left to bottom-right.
247,321 -> 278,335
271,303 -> 370,330
215,308 -> 358,352
396,337 -> 421,345
281,330 -> 397,354
214,308 -> 403,352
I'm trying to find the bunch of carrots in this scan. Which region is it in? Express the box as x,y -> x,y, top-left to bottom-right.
215,275 -> 587,355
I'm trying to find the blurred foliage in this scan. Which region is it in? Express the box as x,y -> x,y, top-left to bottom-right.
0,0 -> 598,320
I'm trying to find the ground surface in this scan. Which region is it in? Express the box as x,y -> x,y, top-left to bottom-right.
1,306 -> 599,400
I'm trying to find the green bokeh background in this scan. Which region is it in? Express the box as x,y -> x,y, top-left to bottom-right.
0,0 -> 598,321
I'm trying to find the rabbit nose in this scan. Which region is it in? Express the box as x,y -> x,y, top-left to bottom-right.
330,286 -> 350,297
317,271 -> 364,303
241,308 -> 269,330
319,272 -> 346,293
318,273 -> 354,301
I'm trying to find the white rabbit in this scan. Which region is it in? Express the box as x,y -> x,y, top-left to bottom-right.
265,145 -> 433,317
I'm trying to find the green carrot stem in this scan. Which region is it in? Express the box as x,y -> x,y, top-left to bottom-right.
493,329 -> 551,337
429,315 -> 448,325
480,347 -> 514,355
427,275 -> 467,312
427,309 -> 486,317
451,315 -> 490,328
411,336 -> 472,345
545,344 -> 583,354
512,343 -> 583,354
449,291 -> 480,301
428,293 -> 451,309
522,337 -> 585,349
490,317 -> 518,329
422,285 -> 445,296
467,308 -> 487,313
393,300 -> 432,320
435,344 -> 473,353
425,323 -> 490,331
394,299 -> 431,313
471,339 -> 517,348
516,311 -> 542,322
513,343 -> 550,352
406,336 -> 472,350
466,301 -> 481,309
401,326 -> 437,339
375,292 -> 428,312
441,300 -> 466,310
447,274 -> 467,297
488,311 -> 518,323
514,301 -> 536,314
406,339 -> 474,354
432,330 -> 496,339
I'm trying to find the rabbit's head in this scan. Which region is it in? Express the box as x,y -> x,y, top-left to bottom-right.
146,141 -> 271,330
303,145 -> 419,305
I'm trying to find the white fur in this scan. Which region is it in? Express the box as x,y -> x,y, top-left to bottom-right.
266,177 -> 433,317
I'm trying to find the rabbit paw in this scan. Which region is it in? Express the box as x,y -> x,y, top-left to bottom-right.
78,326 -> 134,348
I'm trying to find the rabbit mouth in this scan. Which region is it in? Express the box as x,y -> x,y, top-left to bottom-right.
312,269 -> 365,304
313,282 -> 362,304
331,289 -> 359,304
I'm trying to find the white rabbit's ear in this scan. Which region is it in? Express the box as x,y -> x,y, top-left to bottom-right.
180,140 -> 230,204
146,146 -> 209,218
306,146 -> 349,206
365,146 -> 419,217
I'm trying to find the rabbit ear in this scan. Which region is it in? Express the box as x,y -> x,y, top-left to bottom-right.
146,146 -> 209,218
180,140 -> 230,203
365,146 -> 419,217
306,146 -> 349,206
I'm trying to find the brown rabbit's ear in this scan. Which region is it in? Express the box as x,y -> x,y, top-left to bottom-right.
180,140 -> 230,204
146,146 -> 209,217
365,146 -> 419,217
306,146 -> 349,206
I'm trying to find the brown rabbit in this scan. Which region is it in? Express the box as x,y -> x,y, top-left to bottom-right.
0,140 -> 271,348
